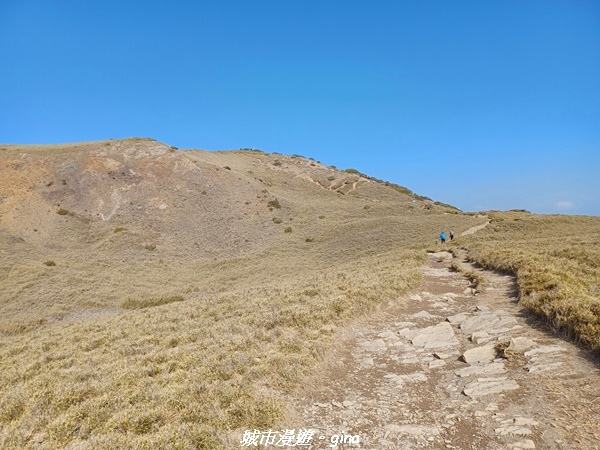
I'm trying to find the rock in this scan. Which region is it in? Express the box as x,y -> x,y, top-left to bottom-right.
461,313 -> 500,334
361,357 -> 374,367
395,321 -> 415,328
378,330 -> 398,340
461,345 -> 497,365
44,180 -> 53,187
470,331 -> 494,344
461,312 -> 518,335
342,400 -> 354,408
526,362 -> 563,373
385,424 -> 440,436
506,337 -> 535,353
463,377 -> 519,398
455,362 -> 506,377
409,294 -> 422,301
412,310 -> 437,319
514,417 -> 539,427
495,426 -> 533,436
429,359 -> 447,369
524,345 -> 566,357
512,440 -> 536,449
411,322 -> 459,349
447,312 -> 470,325
400,356 -> 422,364
386,372 -> 428,385
398,328 -> 416,339
361,339 -> 387,352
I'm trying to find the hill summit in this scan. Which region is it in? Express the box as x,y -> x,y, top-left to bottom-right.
0,137 -> 454,260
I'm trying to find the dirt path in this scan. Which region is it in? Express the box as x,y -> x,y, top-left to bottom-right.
460,220 -> 490,236
287,251 -> 600,449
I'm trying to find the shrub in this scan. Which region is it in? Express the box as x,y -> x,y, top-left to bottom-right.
44,260 -> 56,267
113,227 -> 127,233
284,227 -> 292,233
224,166 -> 231,170
144,244 -> 156,251
273,160 -> 282,166
272,218 -> 283,224
319,215 -> 326,219
305,237 -> 314,242
327,176 -> 335,181
57,209 -> 69,215
268,199 -> 281,209
344,168 -> 360,175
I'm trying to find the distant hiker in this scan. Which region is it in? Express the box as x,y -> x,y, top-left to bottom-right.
440,231 -> 446,244
449,230 -> 454,240
426,204 -> 431,210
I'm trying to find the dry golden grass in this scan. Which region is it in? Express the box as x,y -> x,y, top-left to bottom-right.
456,211 -> 600,352
0,247 -> 428,449
0,139 -> 490,448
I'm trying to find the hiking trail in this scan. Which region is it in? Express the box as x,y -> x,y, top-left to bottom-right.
288,247 -> 600,449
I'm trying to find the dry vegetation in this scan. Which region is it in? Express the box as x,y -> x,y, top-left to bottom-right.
455,211 -> 600,352
0,139 -> 486,449
6,141 -> 599,447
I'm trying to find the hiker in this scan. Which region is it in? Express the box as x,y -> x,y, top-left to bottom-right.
440,231 -> 446,244
449,230 -> 454,241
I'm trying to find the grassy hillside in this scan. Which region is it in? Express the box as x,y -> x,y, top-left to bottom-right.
456,211 -> 600,352
0,139 -> 486,449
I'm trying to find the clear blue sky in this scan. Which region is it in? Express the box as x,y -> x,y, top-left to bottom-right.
1,1 -> 599,215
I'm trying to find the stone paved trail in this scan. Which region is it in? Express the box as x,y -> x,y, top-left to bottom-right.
289,251 -> 600,450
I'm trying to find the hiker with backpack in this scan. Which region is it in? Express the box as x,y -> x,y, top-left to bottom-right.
440,231 -> 446,244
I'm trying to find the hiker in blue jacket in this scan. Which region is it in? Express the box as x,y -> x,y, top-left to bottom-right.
440,231 -> 446,244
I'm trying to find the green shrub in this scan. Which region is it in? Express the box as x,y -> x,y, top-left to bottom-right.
113,227 -> 127,233
224,166 -> 231,170
273,160 -> 282,166
284,227 -> 292,233
272,217 -> 283,224
44,260 -> 56,267
144,244 -> 156,251
57,209 -> 69,215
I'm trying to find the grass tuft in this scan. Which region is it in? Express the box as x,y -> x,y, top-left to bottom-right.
121,295 -> 185,310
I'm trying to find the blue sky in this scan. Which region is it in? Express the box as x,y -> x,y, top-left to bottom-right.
1,1 -> 599,215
